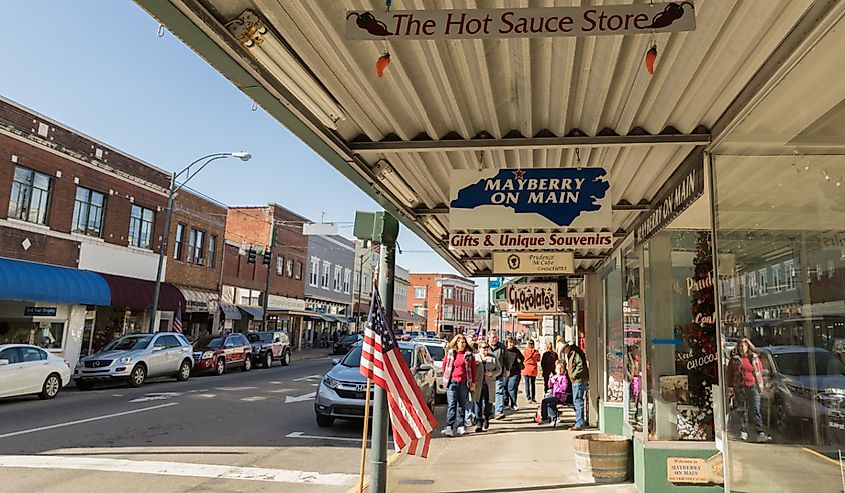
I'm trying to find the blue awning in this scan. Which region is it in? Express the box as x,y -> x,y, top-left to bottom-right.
0,257 -> 110,306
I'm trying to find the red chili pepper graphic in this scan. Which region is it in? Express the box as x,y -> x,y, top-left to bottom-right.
377,53 -> 391,78
645,44 -> 657,75
648,2 -> 694,29
346,12 -> 393,37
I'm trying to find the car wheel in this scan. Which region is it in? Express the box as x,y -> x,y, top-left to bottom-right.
215,358 -> 226,376
76,380 -> 94,391
281,349 -> 291,367
264,352 -> 273,369
176,360 -> 192,381
128,364 -> 146,388
38,374 -> 61,400
242,357 -> 252,372
316,414 -> 335,427
774,397 -> 790,435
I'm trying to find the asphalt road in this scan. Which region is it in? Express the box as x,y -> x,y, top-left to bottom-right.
0,355 -> 403,493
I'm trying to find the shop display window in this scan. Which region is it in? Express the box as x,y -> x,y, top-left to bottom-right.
603,259 -> 624,403
0,320 -> 64,349
623,244 -> 643,431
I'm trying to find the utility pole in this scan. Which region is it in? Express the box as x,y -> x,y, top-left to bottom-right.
355,250 -> 366,332
261,220 -> 275,330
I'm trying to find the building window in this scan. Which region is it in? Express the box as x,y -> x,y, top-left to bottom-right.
71,186 -> 105,236
747,272 -> 757,298
443,287 -> 454,299
174,223 -> 185,260
128,204 -> 155,249
310,257 -> 319,286
286,259 -> 294,278
187,228 -> 205,264
758,268 -> 767,295
829,259 -> 836,279
414,304 -> 424,315
343,268 -> 351,294
207,234 -> 217,267
785,260 -> 796,290
295,261 -> 302,280
276,256 -> 284,275
321,261 -> 331,289
333,265 -> 342,292
9,166 -> 52,225
414,287 -> 426,298
444,305 -> 454,319
772,264 -> 781,293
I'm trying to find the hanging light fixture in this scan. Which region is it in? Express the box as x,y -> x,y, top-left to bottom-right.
377,53 -> 391,78
645,43 -> 658,75
227,10 -> 345,130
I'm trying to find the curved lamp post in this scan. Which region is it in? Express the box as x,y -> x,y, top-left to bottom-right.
148,151 -> 251,332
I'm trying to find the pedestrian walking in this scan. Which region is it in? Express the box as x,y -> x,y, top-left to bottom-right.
537,360 -> 569,427
562,342 -> 589,431
464,331 -> 480,425
471,341 -> 502,432
521,339 -> 541,403
727,338 -> 772,443
486,331 -> 508,419
441,334 -> 476,437
541,341 -> 558,393
502,336 -> 525,412
555,335 -> 565,356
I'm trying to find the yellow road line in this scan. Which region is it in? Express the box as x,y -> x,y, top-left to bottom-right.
802,447 -> 844,467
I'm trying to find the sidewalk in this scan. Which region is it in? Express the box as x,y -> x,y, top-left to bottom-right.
291,346 -> 333,363
379,384 -> 638,493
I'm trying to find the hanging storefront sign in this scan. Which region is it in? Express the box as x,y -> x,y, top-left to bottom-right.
492,252 -> 575,275
346,3 -> 695,40
506,282 -> 558,313
449,168 -> 611,230
450,232 -> 612,251
634,151 -> 705,244
24,306 -> 58,317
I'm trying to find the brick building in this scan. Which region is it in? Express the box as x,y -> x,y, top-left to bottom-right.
408,274 -> 476,338
0,97 -> 228,367
221,204 -> 308,347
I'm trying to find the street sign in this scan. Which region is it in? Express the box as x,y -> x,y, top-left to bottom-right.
489,277 -> 501,289
492,251 -> 574,275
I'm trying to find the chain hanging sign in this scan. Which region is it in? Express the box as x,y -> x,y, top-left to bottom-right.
449,232 -> 612,251
506,282 -> 558,314
493,252 -> 575,275
346,3 -> 695,40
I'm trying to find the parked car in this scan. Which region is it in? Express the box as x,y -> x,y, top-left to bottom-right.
246,330 -> 291,368
332,333 -> 363,355
315,340 -> 436,427
758,346 -> 845,442
74,333 -> 194,389
0,344 -> 72,400
193,333 -> 253,375
415,337 -> 447,400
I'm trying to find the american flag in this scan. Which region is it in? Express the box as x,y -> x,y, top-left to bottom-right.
360,286 -> 438,458
172,306 -> 183,334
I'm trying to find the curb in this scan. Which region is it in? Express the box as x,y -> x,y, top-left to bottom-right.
291,352 -> 332,363
345,452 -> 402,493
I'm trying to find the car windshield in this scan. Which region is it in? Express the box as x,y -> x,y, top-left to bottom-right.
104,335 -> 153,351
340,334 -> 360,344
246,333 -> 273,343
426,345 -> 445,361
341,345 -> 413,367
772,350 -> 845,376
195,337 -> 224,349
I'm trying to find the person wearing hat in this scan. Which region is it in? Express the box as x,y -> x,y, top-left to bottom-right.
562,342 -> 589,431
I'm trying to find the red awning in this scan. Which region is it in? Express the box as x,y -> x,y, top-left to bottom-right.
98,273 -> 185,312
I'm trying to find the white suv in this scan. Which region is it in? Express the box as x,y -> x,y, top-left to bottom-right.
415,338 -> 447,400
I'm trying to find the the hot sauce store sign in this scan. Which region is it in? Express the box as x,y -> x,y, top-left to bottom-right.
507,282 -> 558,314
346,3 -> 695,40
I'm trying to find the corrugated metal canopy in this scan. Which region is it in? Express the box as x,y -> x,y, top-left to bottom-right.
136,0 -> 819,276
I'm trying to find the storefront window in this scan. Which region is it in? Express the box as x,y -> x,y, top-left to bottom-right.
604,258 -> 624,403
623,244 -> 643,431
0,320 -> 64,349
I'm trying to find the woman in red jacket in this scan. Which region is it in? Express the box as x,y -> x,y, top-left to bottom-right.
727,338 -> 772,443
521,339 -> 542,404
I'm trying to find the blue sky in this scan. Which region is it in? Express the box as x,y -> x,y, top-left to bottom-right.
0,1 -> 489,307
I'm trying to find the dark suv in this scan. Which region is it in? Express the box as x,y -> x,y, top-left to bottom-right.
246,331 -> 292,368
192,333 -> 253,375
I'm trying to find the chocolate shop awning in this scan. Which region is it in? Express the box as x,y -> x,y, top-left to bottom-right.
98,273 -> 184,312
0,257 -> 110,306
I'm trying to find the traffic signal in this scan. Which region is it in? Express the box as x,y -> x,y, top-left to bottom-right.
263,251 -> 272,266
247,249 -> 256,264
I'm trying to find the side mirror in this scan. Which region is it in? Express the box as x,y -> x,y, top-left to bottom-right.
0,359 -> 9,366
331,357 -> 341,366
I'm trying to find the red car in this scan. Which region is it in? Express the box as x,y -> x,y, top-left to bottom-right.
192,333 -> 253,375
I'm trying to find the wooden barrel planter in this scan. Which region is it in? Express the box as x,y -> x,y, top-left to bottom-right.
572,433 -> 631,484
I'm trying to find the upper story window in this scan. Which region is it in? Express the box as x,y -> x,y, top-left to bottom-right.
785,259 -> 796,290
443,286 -> 454,299
343,268 -> 351,294
321,261 -> 331,289
128,204 -> 155,249
309,257 -> 319,287
414,286 -> 426,298
286,258 -> 293,278
772,264 -> 782,293
333,265 -> 342,292
295,261 -> 302,280
174,223 -> 185,260
71,186 -> 106,237
187,228 -> 205,264
276,256 -> 284,276
9,166 -> 52,225
207,234 -> 217,268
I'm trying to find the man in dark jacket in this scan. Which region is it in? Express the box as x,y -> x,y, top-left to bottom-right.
486,331 -> 508,419
563,343 -> 589,430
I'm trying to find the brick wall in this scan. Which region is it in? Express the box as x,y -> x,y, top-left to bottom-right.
165,190 -> 227,291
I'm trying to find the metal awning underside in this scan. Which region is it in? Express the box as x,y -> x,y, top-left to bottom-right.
135,0 -> 817,276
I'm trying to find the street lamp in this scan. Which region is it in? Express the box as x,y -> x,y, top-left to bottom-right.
148,151 -> 251,331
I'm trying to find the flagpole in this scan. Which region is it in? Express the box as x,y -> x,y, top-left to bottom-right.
358,376 -> 372,493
